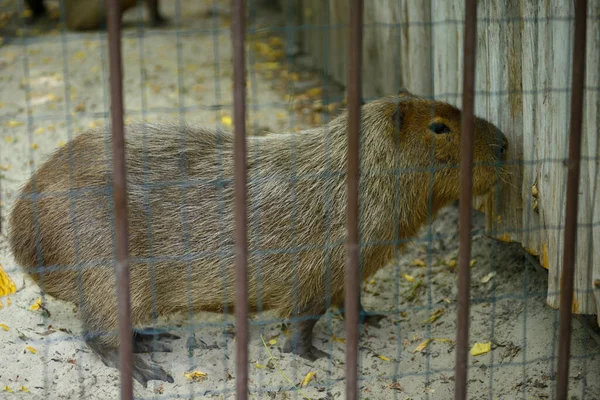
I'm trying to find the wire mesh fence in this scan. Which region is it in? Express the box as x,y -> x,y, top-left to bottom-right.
0,0 -> 598,399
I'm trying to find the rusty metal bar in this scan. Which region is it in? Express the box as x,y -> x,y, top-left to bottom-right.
556,1 -> 588,398
345,1 -> 363,399
232,0 -> 249,399
105,0 -> 133,398
454,0 -> 478,399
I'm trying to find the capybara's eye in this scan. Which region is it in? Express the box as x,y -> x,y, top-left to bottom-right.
429,123 -> 451,134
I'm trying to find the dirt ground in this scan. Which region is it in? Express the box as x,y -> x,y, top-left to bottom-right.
0,1 -> 599,399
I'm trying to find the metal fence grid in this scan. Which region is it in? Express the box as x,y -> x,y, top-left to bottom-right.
0,0 -> 597,399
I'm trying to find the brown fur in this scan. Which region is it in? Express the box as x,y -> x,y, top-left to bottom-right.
8,90 -> 508,384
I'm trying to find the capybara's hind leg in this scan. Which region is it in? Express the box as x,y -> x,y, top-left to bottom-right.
282,304 -> 329,361
81,303 -> 174,386
86,337 -> 174,387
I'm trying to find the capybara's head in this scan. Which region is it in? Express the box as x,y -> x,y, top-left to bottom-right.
359,88 -> 508,205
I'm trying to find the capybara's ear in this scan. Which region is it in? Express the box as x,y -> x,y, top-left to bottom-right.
397,87 -> 414,97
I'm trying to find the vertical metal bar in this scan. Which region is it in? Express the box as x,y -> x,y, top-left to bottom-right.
345,1 -> 363,400
232,0 -> 249,399
556,1 -> 588,398
454,0 -> 478,399
105,0 -> 133,399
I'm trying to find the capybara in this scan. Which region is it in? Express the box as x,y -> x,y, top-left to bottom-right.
9,89 -> 508,386
24,0 -> 166,30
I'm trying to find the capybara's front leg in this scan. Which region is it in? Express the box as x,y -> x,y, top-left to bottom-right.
282,304 -> 329,361
340,299 -> 387,328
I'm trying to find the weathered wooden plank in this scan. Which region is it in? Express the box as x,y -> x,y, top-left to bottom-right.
288,0 -> 600,320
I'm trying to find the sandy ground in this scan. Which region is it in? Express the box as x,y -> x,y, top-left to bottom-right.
1,1 -> 599,399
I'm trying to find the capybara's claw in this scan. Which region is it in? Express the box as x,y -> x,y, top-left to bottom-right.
132,355 -> 174,387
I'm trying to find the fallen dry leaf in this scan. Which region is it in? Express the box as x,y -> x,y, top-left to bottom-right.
402,273 -> 415,283
0,324 -> 8,331
221,116 -> 233,128
268,338 -> 277,346
2,385 -> 12,393
7,120 -> 23,128
25,345 -> 37,354
480,272 -> 496,283
184,370 -> 208,382
470,342 -> 491,356
411,259 -> 426,267
301,371 -> 316,387
377,354 -> 391,361
30,297 -> 42,311
414,339 -> 432,353
421,308 -> 445,325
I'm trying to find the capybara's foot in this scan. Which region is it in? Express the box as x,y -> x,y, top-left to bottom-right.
131,354 -> 175,387
360,311 -> 387,328
133,330 -> 179,353
86,338 -> 174,387
282,339 -> 329,361
340,303 -> 387,328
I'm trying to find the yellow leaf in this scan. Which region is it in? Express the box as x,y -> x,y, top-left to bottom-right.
31,143 -> 39,150
3,385 -> 12,393
30,298 -> 42,311
268,338 -> 277,345
58,141 -> 66,147
184,370 -> 208,382
480,272 -> 496,283
254,362 -> 266,369
402,273 -> 415,282
301,371 -> 316,387
368,279 -> 376,285
470,260 -> 477,267
221,116 -> 233,127
421,308 -> 445,325
25,346 -> 37,354
470,342 -> 491,356
0,324 -> 8,331
306,87 -> 322,97
6,297 -> 11,306
377,355 -> 391,361
0,301 -> 3,310
0,265 -> 17,296
411,259 -> 426,267
413,339 -> 432,353
20,385 -> 29,393
447,259 -> 457,268
331,334 -> 345,343
35,127 -> 45,134
269,37 -> 283,47
7,120 -> 24,128
73,51 -> 86,60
